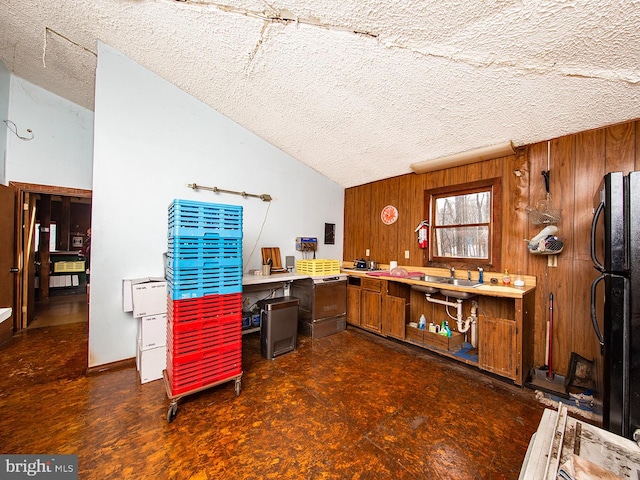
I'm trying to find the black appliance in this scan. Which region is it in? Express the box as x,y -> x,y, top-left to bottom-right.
590,171 -> 640,440
257,297 -> 299,360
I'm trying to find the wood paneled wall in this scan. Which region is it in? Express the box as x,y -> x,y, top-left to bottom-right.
344,119 -> 640,378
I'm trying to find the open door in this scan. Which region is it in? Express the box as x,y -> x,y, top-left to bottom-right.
22,192 -> 37,328
0,184 -> 17,343
9,182 -> 92,330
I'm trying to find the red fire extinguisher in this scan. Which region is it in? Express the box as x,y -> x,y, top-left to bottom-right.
415,221 -> 429,249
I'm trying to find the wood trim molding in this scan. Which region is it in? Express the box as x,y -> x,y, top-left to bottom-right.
10,182 -> 92,331
8,182 -> 92,198
424,177 -> 502,271
86,358 -> 136,376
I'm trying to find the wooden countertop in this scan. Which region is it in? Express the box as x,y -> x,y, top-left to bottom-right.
342,267 -> 535,299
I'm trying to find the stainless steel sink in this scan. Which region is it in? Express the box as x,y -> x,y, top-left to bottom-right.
421,275 -> 449,283
411,284 -> 440,294
439,289 -> 477,300
439,278 -> 482,287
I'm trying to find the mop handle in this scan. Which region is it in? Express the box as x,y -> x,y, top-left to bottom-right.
548,293 -> 554,379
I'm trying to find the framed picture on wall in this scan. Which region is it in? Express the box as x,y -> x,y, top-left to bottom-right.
72,236 -> 83,248
324,223 -> 335,245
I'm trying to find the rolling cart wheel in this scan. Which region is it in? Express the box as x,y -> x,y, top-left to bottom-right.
235,378 -> 241,397
167,402 -> 178,423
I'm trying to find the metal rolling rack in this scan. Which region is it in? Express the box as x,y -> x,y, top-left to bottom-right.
164,199 -> 244,423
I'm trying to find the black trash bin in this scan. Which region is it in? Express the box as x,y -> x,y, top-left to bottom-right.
257,296 -> 299,360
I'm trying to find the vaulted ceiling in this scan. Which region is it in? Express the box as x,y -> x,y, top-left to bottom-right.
2,1 -> 639,187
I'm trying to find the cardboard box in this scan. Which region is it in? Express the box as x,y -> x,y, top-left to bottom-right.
138,314 -> 167,349
137,342 -> 166,384
122,277 -> 165,313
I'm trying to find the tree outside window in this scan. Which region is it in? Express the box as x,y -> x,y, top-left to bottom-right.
426,178 -> 501,269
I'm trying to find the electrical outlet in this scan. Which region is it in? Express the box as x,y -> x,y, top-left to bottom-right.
548,255 -> 558,267
366,249 -> 370,256
404,250 -> 410,259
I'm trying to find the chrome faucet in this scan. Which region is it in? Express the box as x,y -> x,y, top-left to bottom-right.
449,266 -> 455,278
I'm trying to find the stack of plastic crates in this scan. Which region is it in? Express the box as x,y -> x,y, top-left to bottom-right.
164,199 -> 243,421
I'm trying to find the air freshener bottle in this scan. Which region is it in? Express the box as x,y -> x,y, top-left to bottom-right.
502,269 -> 511,285
514,270 -> 525,287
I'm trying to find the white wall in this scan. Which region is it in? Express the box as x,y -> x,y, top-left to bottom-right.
91,42 -> 344,367
0,61 -> 9,184
5,76 -> 93,190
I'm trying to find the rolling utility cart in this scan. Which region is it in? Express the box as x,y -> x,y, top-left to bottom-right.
164,199 -> 243,423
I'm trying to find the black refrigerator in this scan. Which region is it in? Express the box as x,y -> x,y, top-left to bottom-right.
590,171 -> 640,440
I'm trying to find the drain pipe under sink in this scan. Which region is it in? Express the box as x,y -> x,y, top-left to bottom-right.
424,295 -> 478,348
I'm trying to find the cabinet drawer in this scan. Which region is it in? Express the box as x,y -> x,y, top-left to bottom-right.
361,278 -> 382,292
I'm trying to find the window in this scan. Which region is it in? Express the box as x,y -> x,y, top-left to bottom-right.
426,178 -> 501,269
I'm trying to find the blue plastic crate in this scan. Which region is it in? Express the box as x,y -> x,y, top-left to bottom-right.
167,256 -> 242,270
167,237 -> 242,267
168,282 -> 242,300
169,200 -> 243,238
167,265 -> 243,299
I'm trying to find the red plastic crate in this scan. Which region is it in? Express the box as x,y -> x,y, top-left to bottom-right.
167,305 -> 241,332
166,343 -> 242,396
167,293 -> 242,323
167,320 -> 240,355
167,354 -> 241,387
167,337 -> 241,365
167,345 -> 241,377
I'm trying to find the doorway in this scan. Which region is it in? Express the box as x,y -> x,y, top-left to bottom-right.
9,182 -> 92,331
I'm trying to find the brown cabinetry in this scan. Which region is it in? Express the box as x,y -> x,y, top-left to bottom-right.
477,293 -> 535,385
479,316 -> 517,379
346,273 -> 535,386
361,278 -> 382,333
346,276 -> 410,339
346,278 -> 362,326
382,282 -> 410,340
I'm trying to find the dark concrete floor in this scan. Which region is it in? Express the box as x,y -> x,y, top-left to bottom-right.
0,299 -> 545,479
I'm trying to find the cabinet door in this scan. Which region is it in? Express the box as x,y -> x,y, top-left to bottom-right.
479,316 -> 517,379
347,285 -> 361,326
361,289 -> 382,333
382,295 -> 406,340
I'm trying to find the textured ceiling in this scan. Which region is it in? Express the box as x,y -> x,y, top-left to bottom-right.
2,0 -> 640,187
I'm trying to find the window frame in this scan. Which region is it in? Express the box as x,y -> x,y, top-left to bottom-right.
424,177 -> 502,271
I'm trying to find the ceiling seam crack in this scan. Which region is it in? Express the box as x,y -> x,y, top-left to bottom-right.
171,0 -> 378,40
43,27 -> 97,69
246,21 -> 270,76
383,41 -> 640,85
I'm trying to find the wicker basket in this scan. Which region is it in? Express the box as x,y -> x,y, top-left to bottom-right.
526,196 -> 561,225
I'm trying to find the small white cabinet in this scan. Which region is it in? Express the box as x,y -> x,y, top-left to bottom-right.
136,313 -> 167,384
